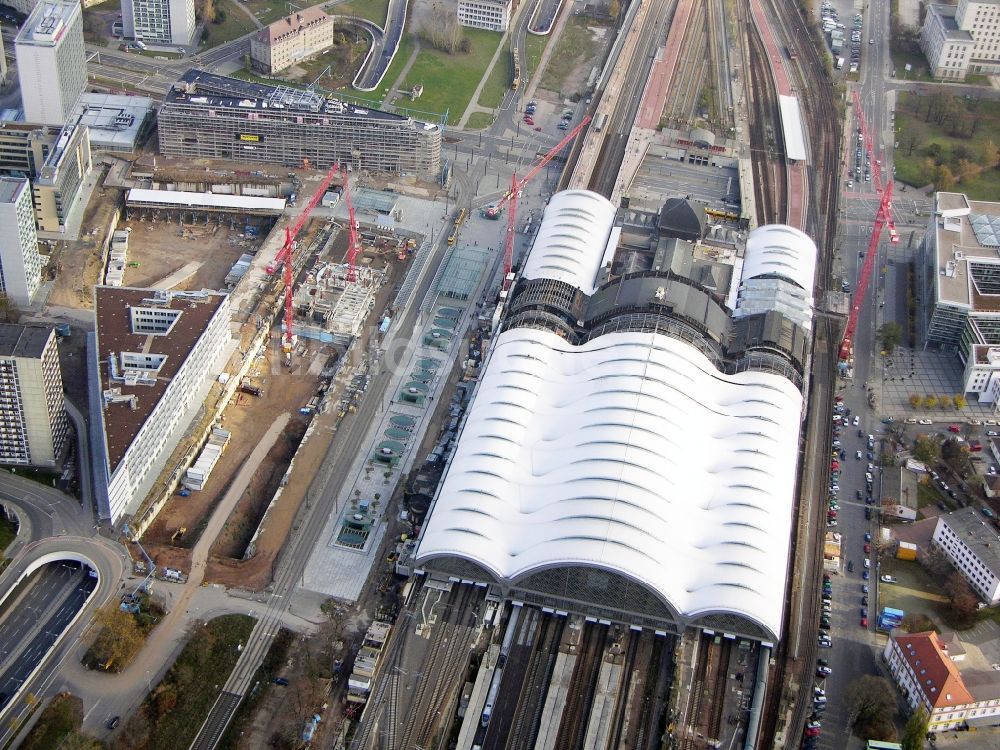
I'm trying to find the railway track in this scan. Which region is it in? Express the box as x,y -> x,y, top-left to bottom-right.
605,630 -> 643,750
505,613 -> 564,750
662,0 -> 706,126
706,637 -> 733,743
553,622 -> 608,750
677,634 -> 713,750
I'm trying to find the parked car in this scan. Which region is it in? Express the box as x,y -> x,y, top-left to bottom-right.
881,575 -> 896,583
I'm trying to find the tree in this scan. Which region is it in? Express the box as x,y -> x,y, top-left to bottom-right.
934,164 -> 955,191
944,572 -> 979,627
846,675 -> 898,740
197,0 -> 216,24
938,395 -> 952,409
879,322 -> 903,354
901,613 -> 937,633
982,140 -> 1000,169
954,394 -> 967,409
924,395 -> 938,409
90,604 -> 144,671
609,0 -> 621,18
913,435 -> 941,465
909,394 -> 923,408
902,705 -> 930,750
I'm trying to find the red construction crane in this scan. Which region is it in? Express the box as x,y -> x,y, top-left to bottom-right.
484,116 -> 591,289
839,91 -> 899,364
341,166 -> 361,282
266,163 -> 340,351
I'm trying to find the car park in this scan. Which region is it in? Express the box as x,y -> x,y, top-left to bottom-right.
862,569 -> 870,580
856,450 -> 863,460
853,415 -> 860,425
861,595 -> 868,606
816,666 -> 832,677
864,532 -> 871,542
865,507 -> 872,520
863,558 -> 870,568
862,584 -> 869,593
861,616 -> 868,627
864,543 -> 871,553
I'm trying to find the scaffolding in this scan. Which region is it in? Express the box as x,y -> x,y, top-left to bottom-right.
293,261 -> 385,345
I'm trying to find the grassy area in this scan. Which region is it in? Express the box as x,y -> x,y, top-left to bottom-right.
477,48 -> 511,110
21,693 -> 102,750
332,0 -> 391,25
539,14 -> 608,94
878,558 -> 950,627
0,515 -> 17,553
135,49 -> 184,60
4,466 -> 61,489
200,0 -> 257,50
890,42 -> 934,82
466,112 -> 494,129
123,615 -> 255,750
525,33 -> 549,79
379,34 -> 415,102
402,29 -> 505,125
893,91 -> 1000,199
242,0 -> 289,26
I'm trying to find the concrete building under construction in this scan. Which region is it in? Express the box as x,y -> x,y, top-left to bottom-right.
293,261 -> 385,347
158,70 -> 442,178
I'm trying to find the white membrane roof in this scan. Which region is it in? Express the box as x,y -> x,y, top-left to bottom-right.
741,224 -> 817,293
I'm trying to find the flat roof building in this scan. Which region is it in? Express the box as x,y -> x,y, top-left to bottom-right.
122,0 -> 195,46
89,287 -> 232,524
921,1 -> 1000,81
158,70 -> 441,177
71,93 -> 155,154
414,190 -> 817,643
0,176 -> 42,306
33,116 -> 92,233
14,1 -> 86,126
251,8 -> 335,74
921,192 -> 1000,407
457,0 -> 511,31
931,507 -> 1000,604
0,324 -> 68,467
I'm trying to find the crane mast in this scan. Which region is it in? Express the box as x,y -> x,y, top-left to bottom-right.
839,92 -> 899,365
266,163 -> 340,352
497,115 -> 591,288
342,167 -> 361,282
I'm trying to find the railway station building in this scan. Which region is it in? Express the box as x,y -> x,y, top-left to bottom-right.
414,190 -> 818,644
158,70 -> 442,178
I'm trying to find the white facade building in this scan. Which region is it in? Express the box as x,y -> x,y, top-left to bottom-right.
0,177 -> 42,307
14,1 -> 86,126
0,324 -> 68,468
90,287 -> 231,524
884,631 -> 1000,732
122,0 -> 196,47
250,8 -> 335,74
457,0 -> 511,31
922,0 -> 1000,80
931,508 -> 1000,604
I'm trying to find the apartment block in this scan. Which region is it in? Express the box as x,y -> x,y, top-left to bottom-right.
884,631 -> 1000,731
14,1 -> 86,126
250,8 -> 335,74
457,0 -> 511,31
0,324 -> 68,467
0,177 -> 42,306
158,70 -> 441,177
922,0 -> 1000,80
122,0 -> 196,46
931,508 -> 1000,604
89,287 -> 231,524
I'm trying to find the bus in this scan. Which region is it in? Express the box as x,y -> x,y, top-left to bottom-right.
594,112 -> 608,132
511,48 -> 521,91
866,741 -> 902,750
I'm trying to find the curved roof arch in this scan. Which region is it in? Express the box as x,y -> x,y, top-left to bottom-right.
520,190 -> 616,294
741,224 -> 818,292
415,327 -> 803,641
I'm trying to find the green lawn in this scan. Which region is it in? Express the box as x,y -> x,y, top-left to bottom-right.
466,112 -> 494,129
21,694 -> 98,750
124,615 -> 255,750
539,14 -> 608,94
477,48 -> 511,110
242,0 -> 288,26
893,91 -> 1000,199
402,28 -> 504,125
0,515 -> 17,554
890,42 -> 934,82
525,33 -> 549,80
378,34 -> 415,101
200,0 -> 257,50
332,0 -> 391,25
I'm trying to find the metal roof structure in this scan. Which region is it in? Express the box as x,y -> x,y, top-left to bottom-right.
740,224 -> 817,292
126,188 -> 286,214
520,189 -> 616,294
415,325 -> 803,642
778,95 -> 808,163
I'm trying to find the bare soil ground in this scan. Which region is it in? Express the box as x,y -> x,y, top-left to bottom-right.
46,180 -> 120,310
118,219 -> 264,292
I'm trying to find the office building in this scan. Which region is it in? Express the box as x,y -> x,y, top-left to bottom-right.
0,177 -> 42,306
32,117 -> 92,233
920,192 -> 1000,403
884,631 -> 1000,732
14,1 -> 86,126
71,93 -> 154,155
457,0 -> 511,31
122,0 -> 196,46
0,31 -> 6,84
931,508 -> 1000,604
922,0 -> 1000,80
0,324 -> 68,467
158,70 -> 441,177
414,190 -> 817,643
250,8 -> 335,74
89,287 -> 231,524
